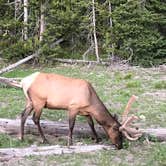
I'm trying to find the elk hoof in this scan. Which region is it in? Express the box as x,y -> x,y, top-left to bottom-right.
18,135 -> 24,141
67,139 -> 73,147
95,137 -> 102,143
91,137 -> 102,143
42,138 -> 49,144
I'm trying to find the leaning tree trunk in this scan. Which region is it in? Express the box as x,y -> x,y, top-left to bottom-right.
92,0 -> 100,62
0,51 -> 39,75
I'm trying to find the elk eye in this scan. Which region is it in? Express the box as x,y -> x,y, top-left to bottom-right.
113,125 -> 119,131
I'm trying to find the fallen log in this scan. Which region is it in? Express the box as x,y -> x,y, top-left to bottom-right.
0,118 -> 166,141
0,52 -> 39,75
0,144 -> 112,162
0,118 -> 105,138
52,58 -> 111,66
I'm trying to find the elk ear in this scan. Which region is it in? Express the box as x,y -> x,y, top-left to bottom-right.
113,114 -> 119,121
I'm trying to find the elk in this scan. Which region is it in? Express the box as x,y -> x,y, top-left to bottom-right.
0,72 -> 142,149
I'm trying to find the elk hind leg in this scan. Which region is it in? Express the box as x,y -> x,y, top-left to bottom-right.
20,101 -> 33,141
68,110 -> 77,146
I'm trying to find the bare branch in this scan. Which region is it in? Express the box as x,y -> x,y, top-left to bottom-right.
0,77 -> 21,88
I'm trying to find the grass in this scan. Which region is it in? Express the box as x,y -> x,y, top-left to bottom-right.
154,80 -> 166,89
0,64 -> 166,165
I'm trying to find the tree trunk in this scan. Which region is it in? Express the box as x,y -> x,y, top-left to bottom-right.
92,0 -> 100,62
15,0 -> 21,20
108,1 -> 114,60
23,0 -> 28,40
39,0 -> 45,41
0,118 -> 166,141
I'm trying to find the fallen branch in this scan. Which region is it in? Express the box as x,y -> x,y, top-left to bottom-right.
0,51 -> 39,75
50,38 -> 64,49
0,118 -> 166,141
0,77 -> 22,88
82,45 -> 94,60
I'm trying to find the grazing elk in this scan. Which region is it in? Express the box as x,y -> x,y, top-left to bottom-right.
2,72 -> 142,149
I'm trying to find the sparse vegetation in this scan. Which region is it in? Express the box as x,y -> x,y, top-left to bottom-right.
0,64 -> 166,165
154,81 -> 166,89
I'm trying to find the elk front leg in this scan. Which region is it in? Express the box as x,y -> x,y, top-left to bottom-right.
86,115 -> 101,143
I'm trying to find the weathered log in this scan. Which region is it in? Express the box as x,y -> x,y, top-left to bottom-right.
0,118 -> 166,141
0,144 -> 112,162
52,58 -> 110,66
0,118 -> 105,138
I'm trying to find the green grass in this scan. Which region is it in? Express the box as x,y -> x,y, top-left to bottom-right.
154,80 -> 166,89
0,64 -> 166,165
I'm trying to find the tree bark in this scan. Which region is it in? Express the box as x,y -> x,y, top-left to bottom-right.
0,118 -> 166,141
92,0 -> 100,62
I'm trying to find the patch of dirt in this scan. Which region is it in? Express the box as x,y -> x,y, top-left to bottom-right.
142,90 -> 166,101
0,102 -> 8,108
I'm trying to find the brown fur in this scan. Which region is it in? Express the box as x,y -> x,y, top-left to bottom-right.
20,73 -> 123,149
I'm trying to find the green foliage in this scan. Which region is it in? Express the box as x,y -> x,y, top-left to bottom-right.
2,38 -> 39,60
112,0 -> 166,66
0,0 -> 165,66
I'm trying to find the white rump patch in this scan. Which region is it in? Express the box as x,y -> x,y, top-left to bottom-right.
21,72 -> 40,100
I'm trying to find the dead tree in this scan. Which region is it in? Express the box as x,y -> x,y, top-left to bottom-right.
92,0 -> 100,62
23,0 -> 28,40
39,0 -> 45,41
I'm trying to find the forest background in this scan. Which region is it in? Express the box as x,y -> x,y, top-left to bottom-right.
0,0 -> 165,67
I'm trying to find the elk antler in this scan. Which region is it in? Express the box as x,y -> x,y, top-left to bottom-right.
120,95 -> 142,141
122,95 -> 138,123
